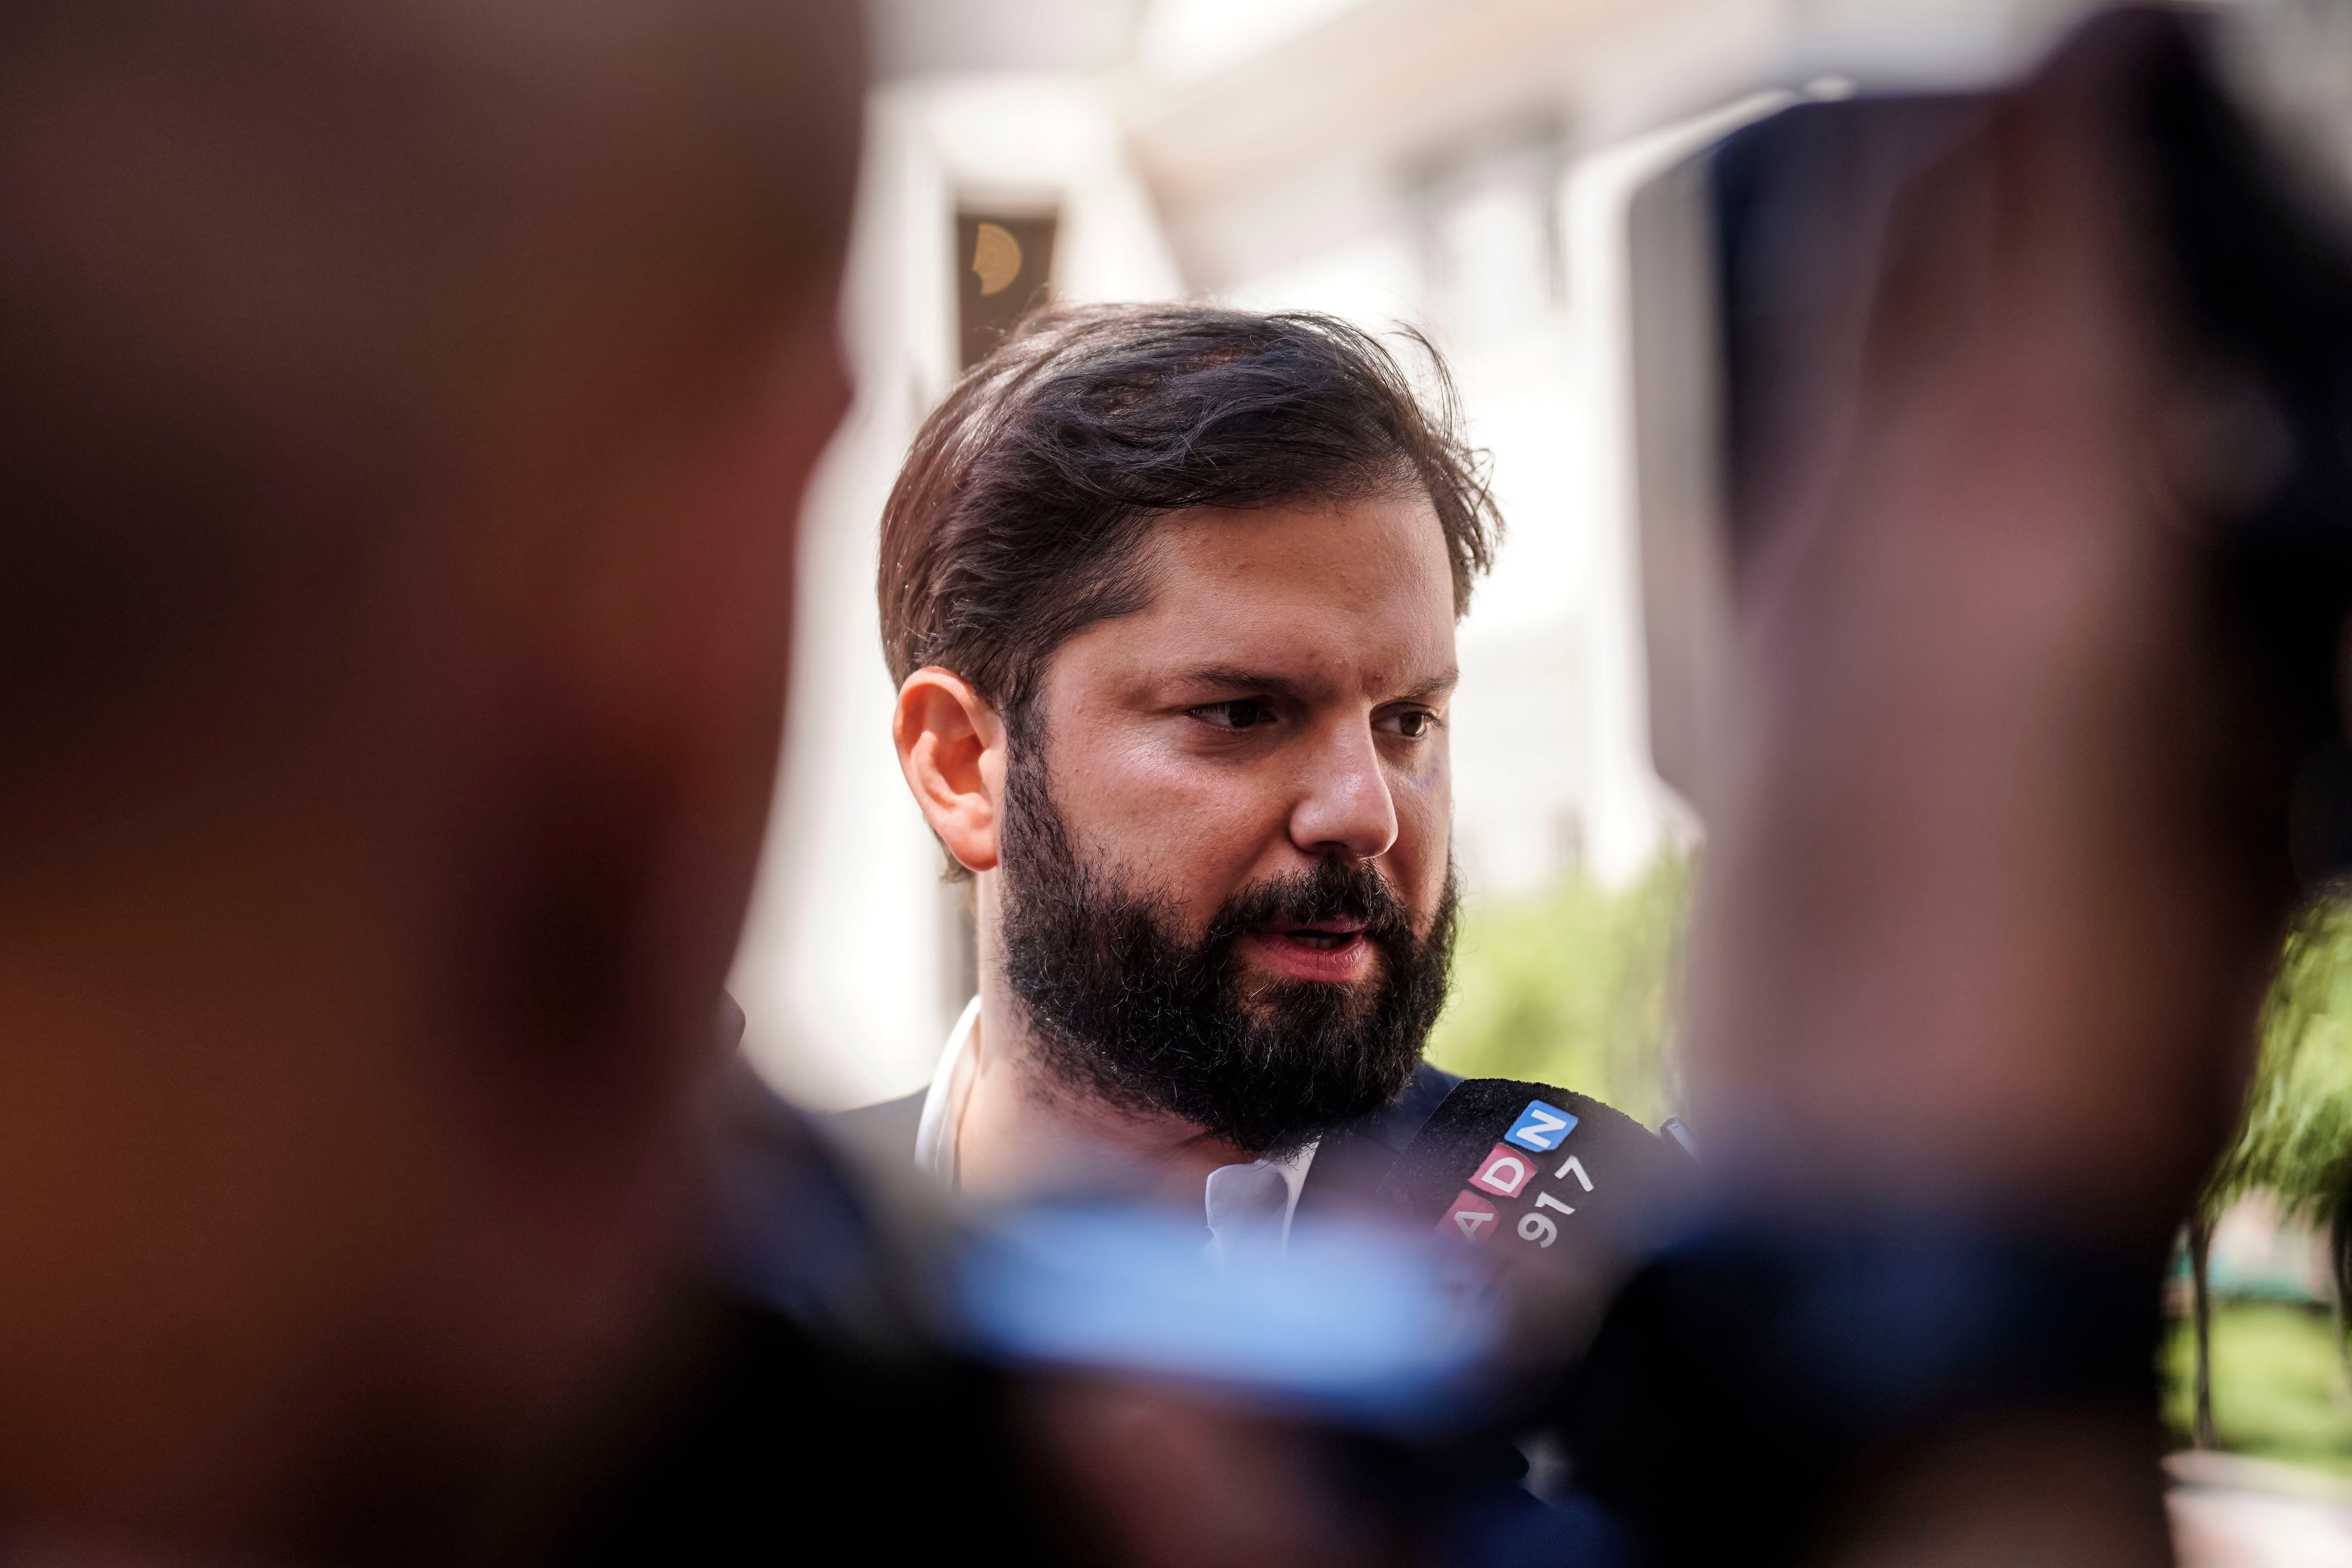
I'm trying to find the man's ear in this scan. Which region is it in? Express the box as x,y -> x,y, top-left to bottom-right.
893,668 -> 1007,874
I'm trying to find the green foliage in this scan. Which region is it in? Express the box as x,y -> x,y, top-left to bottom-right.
1425,856 -> 1692,1126
2166,1300 -> 2352,1473
2211,896 -> 2352,1224
2177,898 -> 2352,1475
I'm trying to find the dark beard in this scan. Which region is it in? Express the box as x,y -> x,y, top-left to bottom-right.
996,745 -> 1457,1158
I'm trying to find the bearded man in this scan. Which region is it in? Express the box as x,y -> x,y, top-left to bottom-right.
851,303 -> 1550,1245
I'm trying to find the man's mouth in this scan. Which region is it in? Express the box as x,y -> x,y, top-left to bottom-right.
1242,918 -> 1375,983
1275,920 -> 1366,952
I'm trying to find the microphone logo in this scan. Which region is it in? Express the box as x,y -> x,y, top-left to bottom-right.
1439,1190 -> 1499,1243
1504,1099 -> 1578,1153
1470,1145 -> 1536,1198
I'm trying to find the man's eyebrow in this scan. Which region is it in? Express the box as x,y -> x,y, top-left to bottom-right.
1169,664 -> 1311,701
1394,668 -> 1461,704
1166,664 -> 1461,702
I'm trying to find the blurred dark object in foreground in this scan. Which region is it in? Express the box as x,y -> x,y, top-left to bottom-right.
577,1067 -> 1693,1568
544,1073 -> 1080,1567
1564,6 -> 2352,1565
1715,7 -> 2352,885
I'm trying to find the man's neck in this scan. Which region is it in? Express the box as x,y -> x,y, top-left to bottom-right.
953,989 -> 1255,1210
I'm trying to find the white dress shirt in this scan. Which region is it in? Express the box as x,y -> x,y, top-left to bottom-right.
914,995 -> 1317,1258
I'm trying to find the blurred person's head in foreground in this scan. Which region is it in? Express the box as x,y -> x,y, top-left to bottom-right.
876,304 -> 1501,1201
0,0 -> 858,1558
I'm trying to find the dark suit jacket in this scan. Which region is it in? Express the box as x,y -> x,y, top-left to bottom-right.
831,1061 -> 1462,1216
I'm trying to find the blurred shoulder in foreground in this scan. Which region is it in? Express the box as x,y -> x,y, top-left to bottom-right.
0,0 -> 882,1558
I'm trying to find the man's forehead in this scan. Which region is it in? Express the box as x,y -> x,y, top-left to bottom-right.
1150,492 -> 1451,594
1105,496 -> 1454,674
1133,493 -> 1450,629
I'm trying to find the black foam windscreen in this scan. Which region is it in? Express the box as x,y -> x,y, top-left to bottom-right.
1371,1080 -> 1692,1265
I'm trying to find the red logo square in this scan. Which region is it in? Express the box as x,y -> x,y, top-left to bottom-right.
1470,1143 -> 1535,1198
1439,1190 -> 1499,1244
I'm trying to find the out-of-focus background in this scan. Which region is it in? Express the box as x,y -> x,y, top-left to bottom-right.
725,1 -> 2352,1553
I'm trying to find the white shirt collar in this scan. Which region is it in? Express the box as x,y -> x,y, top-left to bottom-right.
913,995 -> 1319,1252
913,995 -> 982,1186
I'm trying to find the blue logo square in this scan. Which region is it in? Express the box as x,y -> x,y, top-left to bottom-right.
1504,1099 -> 1577,1153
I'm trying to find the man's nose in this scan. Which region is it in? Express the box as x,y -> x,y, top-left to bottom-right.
1287,721 -> 1398,864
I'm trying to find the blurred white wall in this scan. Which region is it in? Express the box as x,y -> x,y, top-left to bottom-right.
730,41 -> 1181,1110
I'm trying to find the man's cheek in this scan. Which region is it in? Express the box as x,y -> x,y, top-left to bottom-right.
1119,803 -> 1278,911
1389,826 -> 1447,909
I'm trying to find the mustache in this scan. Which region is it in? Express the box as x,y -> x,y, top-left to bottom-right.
1201,856 -> 1415,948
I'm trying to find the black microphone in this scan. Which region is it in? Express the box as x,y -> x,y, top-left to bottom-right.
1369,1079 -> 1694,1269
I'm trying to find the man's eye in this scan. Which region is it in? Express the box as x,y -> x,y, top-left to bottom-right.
1380,708 -> 1439,739
1190,699 -> 1271,730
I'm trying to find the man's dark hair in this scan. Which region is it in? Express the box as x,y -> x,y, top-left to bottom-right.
877,303 -> 1502,732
